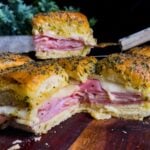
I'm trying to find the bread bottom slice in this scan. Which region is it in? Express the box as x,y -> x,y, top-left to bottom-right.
84,103 -> 150,120
9,102 -> 150,134
36,47 -> 90,59
10,105 -> 82,134
104,104 -> 150,120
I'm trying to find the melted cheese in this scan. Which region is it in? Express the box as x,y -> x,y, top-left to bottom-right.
100,79 -> 140,101
0,106 -> 28,119
100,79 -> 138,93
0,106 -> 40,126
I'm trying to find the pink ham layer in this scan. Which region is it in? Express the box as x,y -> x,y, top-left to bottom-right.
38,79 -> 143,122
34,36 -> 85,51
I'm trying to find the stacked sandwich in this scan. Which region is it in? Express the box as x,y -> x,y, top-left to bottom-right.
0,11 -> 150,134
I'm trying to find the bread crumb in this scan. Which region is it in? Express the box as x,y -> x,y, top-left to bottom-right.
7,144 -> 20,150
122,130 -> 127,134
34,136 -> 41,142
53,130 -> 56,133
12,140 -> 22,145
45,143 -> 50,147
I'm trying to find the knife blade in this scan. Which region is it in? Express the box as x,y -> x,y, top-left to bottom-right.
0,27 -> 149,53
0,36 -> 34,53
95,27 -> 150,51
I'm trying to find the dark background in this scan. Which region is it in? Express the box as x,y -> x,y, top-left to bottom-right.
56,0 -> 150,43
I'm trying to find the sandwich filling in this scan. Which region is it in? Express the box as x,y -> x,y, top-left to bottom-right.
38,79 -> 144,122
37,79 -> 144,124
33,35 -> 91,51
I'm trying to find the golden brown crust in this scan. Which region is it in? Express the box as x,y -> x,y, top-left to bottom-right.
56,56 -> 97,82
0,61 -> 68,108
96,53 -> 150,90
33,11 -> 89,28
0,53 -> 32,71
32,11 -> 96,46
32,11 -> 89,35
127,45 -> 150,57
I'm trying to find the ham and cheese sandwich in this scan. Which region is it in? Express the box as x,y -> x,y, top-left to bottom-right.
95,53 -> 150,120
32,11 -> 97,59
55,56 -> 112,120
0,53 -> 32,126
0,61 -> 69,134
0,56 -> 105,134
42,56 -> 111,121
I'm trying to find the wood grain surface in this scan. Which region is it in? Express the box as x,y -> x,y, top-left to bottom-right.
0,113 -> 150,150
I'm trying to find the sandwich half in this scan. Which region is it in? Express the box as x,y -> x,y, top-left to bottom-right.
0,56 -> 101,134
0,61 -> 70,134
32,11 -> 97,59
0,53 -> 32,126
95,53 -> 150,120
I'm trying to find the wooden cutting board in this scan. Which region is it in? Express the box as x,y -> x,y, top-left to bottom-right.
0,113 -> 150,150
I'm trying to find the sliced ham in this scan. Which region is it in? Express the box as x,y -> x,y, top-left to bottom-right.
34,36 -> 85,51
109,92 -> 142,104
37,79 -> 144,123
38,95 -> 79,122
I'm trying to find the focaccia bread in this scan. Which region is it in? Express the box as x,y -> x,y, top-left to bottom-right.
127,45 -> 150,57
32,11 -> 97,59
0,53 -> 32,71
56,56 -> 97,82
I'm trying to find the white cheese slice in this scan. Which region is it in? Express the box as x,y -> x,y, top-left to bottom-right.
100,79 -> 140,101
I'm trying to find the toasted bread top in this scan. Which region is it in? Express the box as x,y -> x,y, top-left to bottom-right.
96,53 -> 150,91
32,11 -> 96,46
57,56 -> 97,82
0,61 -> 68,108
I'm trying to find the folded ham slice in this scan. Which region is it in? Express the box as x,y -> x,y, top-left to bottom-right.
34,36 -> 85,51
38,95 -> 79,122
